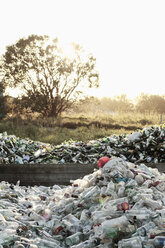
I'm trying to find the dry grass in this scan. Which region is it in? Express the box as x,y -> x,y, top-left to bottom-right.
0,111 -> 163,145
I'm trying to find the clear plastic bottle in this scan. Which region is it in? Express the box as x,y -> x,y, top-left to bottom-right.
81,186 -> 100,199
125,209 -> 152,222
35,237 -> 61,248
118,186 -> 125,197
14,241 -> 38,248
142,239 -> 155,248
101,215 -> 129,238
145,198 -> 162,210
118,236 -> 143,248
62,213 -> 80,233
1,235 -> 20,247
132,221 -> 156,237
105,181 -> 115,196
153,236 -> 165,247
65,232 -> 83,246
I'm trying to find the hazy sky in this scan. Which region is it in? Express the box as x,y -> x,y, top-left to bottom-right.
1,0 -> 165,99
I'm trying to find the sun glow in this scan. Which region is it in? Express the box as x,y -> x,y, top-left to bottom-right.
60,42 -> 75,59
0,0 -> 165,99
5,87 -> 22,98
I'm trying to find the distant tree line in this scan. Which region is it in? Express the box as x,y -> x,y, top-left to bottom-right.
2,93 -> 165,118
72,94 -> 165,115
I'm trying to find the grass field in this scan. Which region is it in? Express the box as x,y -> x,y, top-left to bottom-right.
0,112 -> 163,145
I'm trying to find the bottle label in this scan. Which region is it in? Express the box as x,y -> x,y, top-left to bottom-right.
156,237 -> 165,245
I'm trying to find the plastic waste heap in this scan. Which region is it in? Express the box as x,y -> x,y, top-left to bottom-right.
0,124 -> 165,164
0,157 -> 165,247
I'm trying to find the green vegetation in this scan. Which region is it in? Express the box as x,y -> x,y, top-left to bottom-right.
1,92 -> 164,145
0,111 -> 162,145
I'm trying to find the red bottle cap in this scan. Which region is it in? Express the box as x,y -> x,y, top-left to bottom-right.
117,202 -> 129,211
122,202 -> 129,211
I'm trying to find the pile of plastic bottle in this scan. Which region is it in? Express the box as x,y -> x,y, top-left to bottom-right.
0,157 -> 165,247
0,124 -> 165,164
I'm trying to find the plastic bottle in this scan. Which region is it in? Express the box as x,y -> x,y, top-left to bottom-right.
142,239 -> 155,248
22,154 -> 30,163
138,164 -> 154,176
0,229 -> 18,241
79,210 -> 88,224
81,186 -> 100,199
101,215 -> 129,238
150,230 -> 165,239
15,156 -> 23,164
28,211 -> 44,221
34,149 -> 43,158
92,210 -> 115,223
152,236 -> 165,247
156,209 -> 165,218
132,221 -> 156,237
14,241 -> 38,248
105,181 -> 115,196
118,186 -> 125,197
116,181 -> 125,197
35,237 -> 61,248
125,209 -> 152,222
1,235 -> 20,246
41,208 -> 52,221
65,232 -> 83,246
116,181 -> 125,192
62,214 -> 80,232
144,198 -> 162,211
118,236 -> 143,248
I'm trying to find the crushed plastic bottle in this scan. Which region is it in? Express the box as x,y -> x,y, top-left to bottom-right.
0,124 -> 165,164
0,156 -> 165,246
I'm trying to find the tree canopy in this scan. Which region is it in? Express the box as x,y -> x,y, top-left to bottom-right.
135,93 -> 165,114
0,35 -> 99,117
